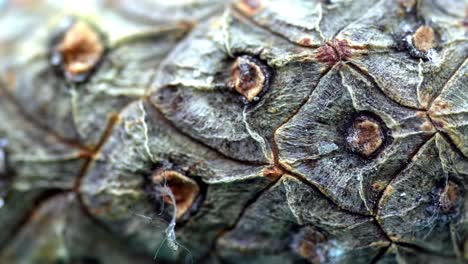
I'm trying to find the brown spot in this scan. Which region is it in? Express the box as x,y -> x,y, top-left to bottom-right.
89,203 -> 113,217
292,228 -> 327,264
4,69 -> 16,91
152,170 -> 200,219
440,181 -> 460,213
431,99 -> 450,112
316,42 -> 338,66
462,7 -> 468,28
463,19 -> 468,28
412,26 -> 435,52
420,94 -> 432,109
262,166 -> 284,180
347,115 -> 385,157
372,182 -> 386,192
427,99 -> 452,130
396,0 -> 416,11
416,111 -> 426,118
333,39 -> 353,58
316,39 -> 352,67
78,149 -> 94,159
385,185 -> 395,196
230,55 -> 268,102
235,0 -> 262,16
421,121 -> 435,132
55,21 -> 104,80
299,37 -> 311,46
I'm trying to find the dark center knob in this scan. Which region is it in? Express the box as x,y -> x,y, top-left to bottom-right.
346,115 -> 385,157
51,20 -> 105,82
151,170 -> 200,220
229,55 -> 269,102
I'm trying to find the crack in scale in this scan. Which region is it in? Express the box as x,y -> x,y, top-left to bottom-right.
0,189 -> 69,252
231,7 -> 322,49
373,133 -> 436,215
73,111 -> 123,192
205,174 -> 284,260
284,171 -> 373,218
425,57 -> 467,110
395,241 -> 458,258
437,131 -> 468,161
146,98 -> 269,166
347,62 -> 425,111
0,80 -> 91,152
370,243 -> 392,264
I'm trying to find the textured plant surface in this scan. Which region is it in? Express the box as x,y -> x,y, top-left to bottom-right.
0,0 -> 467,263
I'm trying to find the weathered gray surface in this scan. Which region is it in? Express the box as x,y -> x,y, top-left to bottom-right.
0,0 -> 467,263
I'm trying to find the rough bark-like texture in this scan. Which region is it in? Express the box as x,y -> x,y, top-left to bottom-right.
0,0 -> 467,263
